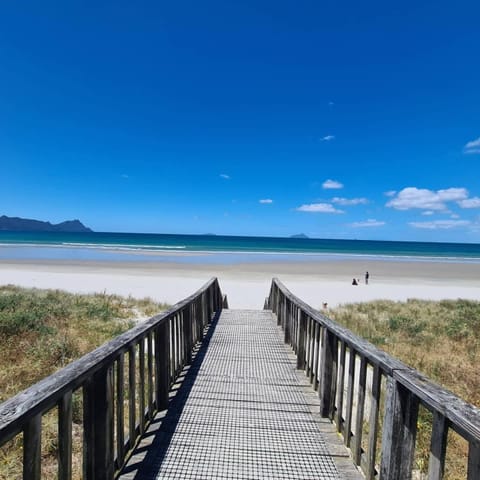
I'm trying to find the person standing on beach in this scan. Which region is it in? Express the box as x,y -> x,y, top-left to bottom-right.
365,271 -> 369,285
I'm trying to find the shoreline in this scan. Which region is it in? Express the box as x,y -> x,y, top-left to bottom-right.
1,257 -> 479,309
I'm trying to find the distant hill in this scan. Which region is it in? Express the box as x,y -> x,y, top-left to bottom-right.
290,233 -> 309,239
0,215 -> 92,233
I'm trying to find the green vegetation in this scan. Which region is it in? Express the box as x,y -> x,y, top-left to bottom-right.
0,285 -> 169,479
329,298 -> 480,479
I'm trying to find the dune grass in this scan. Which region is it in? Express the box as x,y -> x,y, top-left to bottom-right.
329,298 -> 480,479
0,285 -> 169,479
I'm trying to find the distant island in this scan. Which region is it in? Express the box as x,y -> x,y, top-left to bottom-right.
0,215 -> 92,233
290,233 -> 309,239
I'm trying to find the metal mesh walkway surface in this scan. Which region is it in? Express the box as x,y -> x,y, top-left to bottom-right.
121,310 -> 360,479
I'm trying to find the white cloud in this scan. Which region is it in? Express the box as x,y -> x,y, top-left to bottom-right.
321,135 -> 335,141
351,219 -> 386,228
386,187 -> 468,211
220,174 -> 231,179
421,210 -> 435,216
409,220 -> 470,230
331,197 -> 368,206
458,197 -> 480,209
464,137 -> 480,154
451,214 -> 460,219
384,190 -> 396,197
322,179 -> 343,189
259,199 -> 273,204
296,203 -> 344,214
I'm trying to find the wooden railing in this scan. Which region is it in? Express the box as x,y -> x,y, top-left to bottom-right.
267,278 -> 480,480
0,278 -> 224,480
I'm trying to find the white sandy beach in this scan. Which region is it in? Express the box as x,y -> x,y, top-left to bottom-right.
0,258 -> 479,310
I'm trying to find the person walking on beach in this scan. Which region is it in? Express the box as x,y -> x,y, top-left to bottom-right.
365,271 -> 369,285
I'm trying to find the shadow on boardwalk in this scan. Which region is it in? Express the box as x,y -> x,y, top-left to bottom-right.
119,312 -> 220,480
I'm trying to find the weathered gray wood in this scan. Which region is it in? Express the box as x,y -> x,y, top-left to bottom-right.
83,367 -> 114,480
336,341 -> 346,433
428,411 -> 448,480
183,307 -> 192,364
128,346 -> 136,447
344,347 -> 356,448
155,321 -> 170,411
312,323 -> 321,390
147,333 -> 154,420
58,391 -> 72,480
284,299 -> 291,344
319,328 -> 337,418
306,317 -> 313,378
116,354 -> 125,469
380,377 -> 419,480
23,414 -> 41,480
353,355 -> 367,465
366,364 -> 381,480
394,367 -> 480,443
296,310 -> 306,370
139,338 -> 146,435
83,378 -> 95,480
468,440 -> 480,480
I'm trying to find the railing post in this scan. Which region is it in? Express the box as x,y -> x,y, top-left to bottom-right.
155,321 -> 170,411
468,441 -> 480,480
58,391 -> 73,480
23,414 -> 42,480
284,299 -> 291,344
296,310 -> 306,370
428,411 -> 448,480
380,377 -> 419,480
319,328 -> 337,418
83,366 -> 114,480
184,306 -> 192,364
115,355 -> 125,469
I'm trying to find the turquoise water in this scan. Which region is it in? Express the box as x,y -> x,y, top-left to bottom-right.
1,231 -> 480,263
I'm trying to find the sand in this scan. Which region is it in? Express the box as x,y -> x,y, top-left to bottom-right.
0,257 -> 479,309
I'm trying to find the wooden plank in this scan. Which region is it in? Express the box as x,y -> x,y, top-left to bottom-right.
344,347 -> 356,448
155,321 -> 170,411
296,310 -> 306,370
366,365 -> 381,480
83,378 -> 95,480
183,306 -> 192,364
428,411 -> 448,480
147,333 -> 154,420
353,355 -> 367,465
336,341 -> 346,433
128,346 -> 136,448
380,377 -> 419,480
58,391 -> 72,480
319,328 -> 337,418
313,322 -> 321,391
284,299 -> 291,345
468,440 -> 480,480
23,414 -> 41,480
139,338 -> 146,435
116,354 -> 125,469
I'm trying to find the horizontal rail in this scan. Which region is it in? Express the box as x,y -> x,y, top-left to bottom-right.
0,277 -> 224,479
267,278 -> 480,480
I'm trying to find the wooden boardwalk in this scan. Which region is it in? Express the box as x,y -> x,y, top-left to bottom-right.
120,309 -> 362,479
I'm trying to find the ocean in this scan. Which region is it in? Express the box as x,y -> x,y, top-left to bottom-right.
0,231 -> 480,264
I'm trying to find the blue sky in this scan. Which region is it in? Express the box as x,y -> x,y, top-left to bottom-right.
1,1 -> 480,242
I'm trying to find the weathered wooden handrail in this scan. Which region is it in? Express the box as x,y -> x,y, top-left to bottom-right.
266,278 -> 480,480
0,278 -> 225,480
